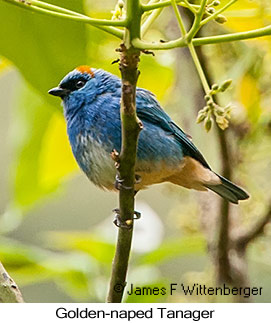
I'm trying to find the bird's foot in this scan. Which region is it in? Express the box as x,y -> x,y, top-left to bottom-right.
114,174 -> 142,190
114,174 -> 132,190
135,174 -> 142,185
113,208 -> 141,229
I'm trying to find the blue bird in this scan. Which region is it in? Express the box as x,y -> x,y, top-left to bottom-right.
49,65 -> 249,204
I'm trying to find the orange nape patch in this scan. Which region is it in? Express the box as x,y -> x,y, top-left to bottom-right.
76,65 -> 95,77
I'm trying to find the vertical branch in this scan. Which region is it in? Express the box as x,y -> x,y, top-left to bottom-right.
215,129 -> 233,283
172,4 -> 233,283
197,46 -> 233,283
0,262 -> 24,303
107,0 -> 142,303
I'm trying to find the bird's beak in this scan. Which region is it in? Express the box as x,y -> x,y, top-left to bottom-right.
48,87 -> 70,98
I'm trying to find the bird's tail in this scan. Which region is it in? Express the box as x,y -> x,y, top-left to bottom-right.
204,174 -> 249,204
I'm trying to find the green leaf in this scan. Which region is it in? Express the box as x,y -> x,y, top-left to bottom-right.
0,237 -> 47,268
0,0 -> 87,102
11,84 -> 53,207
10,83 -> 78,209
0,0 -> 88,208
44,231 -> 115,264
40,252 -> 97,300
0,237 -> 97,294
138,235 -> 206,265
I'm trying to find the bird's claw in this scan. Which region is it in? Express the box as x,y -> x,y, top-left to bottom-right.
114,174 -> 141,190
115,174 -> 132,190
135,174 -> 142,184
113,208 -> 141,229
133,210 -> 141,220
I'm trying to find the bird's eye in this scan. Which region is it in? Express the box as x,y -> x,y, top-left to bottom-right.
75,80 -> 86,89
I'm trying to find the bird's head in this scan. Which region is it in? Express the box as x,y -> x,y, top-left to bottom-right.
48,65 -> 121,109
48,65 -> 96,101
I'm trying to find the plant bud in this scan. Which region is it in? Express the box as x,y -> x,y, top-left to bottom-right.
208,101 -> 215,109
215,106 -> 225,116
207,7 -> 215,14
118,0 -> 124,8
204,116 -> 213,132
220,79 -> 232,92
203,106 -> 209,113
211,84 -> 219,91
213,0 -> 220,6
215,14 -> 227,24
197,112 -> 206,124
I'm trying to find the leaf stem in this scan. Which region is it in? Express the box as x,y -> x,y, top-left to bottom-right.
171,0 -> 211,94
188,44 -> 211,94
171,0 -> 187,35
194,24 -> 271,45
141,4 -> 164,36
2,0 -> 125,38
182,0 -> 197,14
132,24 -> 271,49
186,0 -> 208,41
142,0 -> 199,12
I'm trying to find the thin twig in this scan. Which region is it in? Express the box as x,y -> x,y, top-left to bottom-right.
182,0 -> 197,14
132,24 -> 271,49
3,0 -> 127,26
141,4 -> 164,36
236,205 -> 271,248
195,38 -> 233,283
186,0 -> 208,41
0,262 -> 24,303
2,0 -> 124,38
215,129 -> 233,283
142,0 -> 200,11
4,0 -> 271,46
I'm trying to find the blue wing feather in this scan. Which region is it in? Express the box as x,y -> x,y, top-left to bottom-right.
136,88 -> 211,169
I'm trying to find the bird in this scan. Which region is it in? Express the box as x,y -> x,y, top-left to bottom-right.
48,65 -> 249,206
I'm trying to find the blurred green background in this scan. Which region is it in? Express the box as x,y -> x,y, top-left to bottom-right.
0,0 -> 271,302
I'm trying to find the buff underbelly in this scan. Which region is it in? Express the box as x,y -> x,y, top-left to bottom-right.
75,134 -> 220,192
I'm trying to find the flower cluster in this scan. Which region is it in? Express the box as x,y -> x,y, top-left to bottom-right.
205,1 -> 228,24
197,80 -> 233,131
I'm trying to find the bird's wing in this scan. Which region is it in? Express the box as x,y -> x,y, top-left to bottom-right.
136,88 -> 211,169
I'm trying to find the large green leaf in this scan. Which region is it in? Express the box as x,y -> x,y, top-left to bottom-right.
0,0 -> 87,101
138,235 -> 206,265
0,237 -> 47,268
44,231 -> 116,264
10,83 -> 78,208
0,237 -> 97,299
0,0 -> 87,210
